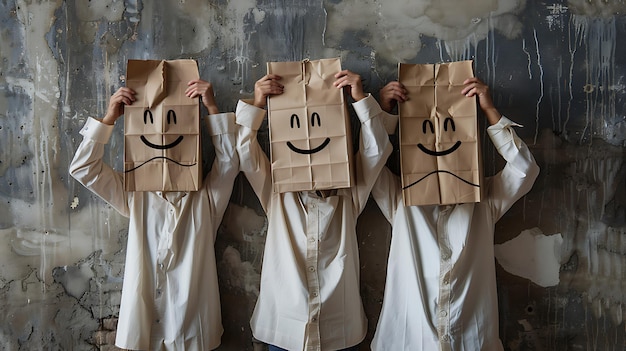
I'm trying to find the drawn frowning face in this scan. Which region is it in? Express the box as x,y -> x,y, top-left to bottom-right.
401,115 -> 478,191
124,59 -> 201,192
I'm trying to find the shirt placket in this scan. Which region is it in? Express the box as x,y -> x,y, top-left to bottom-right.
437,206 -> 453,351
155,193 -> 176,325
304,197 -> 321,351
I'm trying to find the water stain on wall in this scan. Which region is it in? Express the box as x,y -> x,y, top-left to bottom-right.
0,0 -> 625,350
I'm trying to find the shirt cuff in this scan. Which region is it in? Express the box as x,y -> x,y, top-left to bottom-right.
79,117 -> 114,144
235,99 -> 266,130
352,94 -> 382,123
487,115 -> 523,149
206,112 -> 236,136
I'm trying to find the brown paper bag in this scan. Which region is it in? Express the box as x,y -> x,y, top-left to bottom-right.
398,60 -> 482,206
124,59 -> 202,192
267,58 -> 354,193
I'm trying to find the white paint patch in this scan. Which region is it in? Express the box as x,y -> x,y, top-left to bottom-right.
495,227 -> 563,287
70,197 -> 79,210
324,0 -> 526,61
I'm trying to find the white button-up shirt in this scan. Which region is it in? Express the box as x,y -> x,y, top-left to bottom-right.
69,114 -> 238,351
235,95 -> 392,351
371,116 -> 540,351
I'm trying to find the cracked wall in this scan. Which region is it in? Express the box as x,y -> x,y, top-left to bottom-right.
0,0 -> 625,350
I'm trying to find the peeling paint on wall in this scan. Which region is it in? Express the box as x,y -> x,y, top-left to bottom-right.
0,0 -> 625,350
495,227 -> 563,287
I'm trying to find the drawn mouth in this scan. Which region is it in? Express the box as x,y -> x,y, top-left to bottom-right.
286,138 -> 331,155
125,156 -> 196,173
402,169 -> 480,190
140,135 -> 184,150
417,140 -> 461,157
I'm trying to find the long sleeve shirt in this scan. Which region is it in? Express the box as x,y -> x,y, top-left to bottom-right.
235,95 -> 392,351
69,113 -> 238,351
371,116 -> 540,351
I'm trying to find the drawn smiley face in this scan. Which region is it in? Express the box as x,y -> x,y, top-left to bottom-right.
417,117 -> 461,156
285,112 -> 331,154
139,109 -> 183,150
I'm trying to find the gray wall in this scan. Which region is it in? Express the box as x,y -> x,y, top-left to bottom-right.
1,0 -> 625,350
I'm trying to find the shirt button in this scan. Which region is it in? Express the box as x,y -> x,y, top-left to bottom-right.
440,310 -> 447,317
311,204 -> 317,209
311,317 -> 317,322
312,292 -> 318,297
309,237 -> 316,243
441,334 -> 450,341
308,266 -> 315,272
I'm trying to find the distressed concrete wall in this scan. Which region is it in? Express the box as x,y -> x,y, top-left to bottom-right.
0,0 -> 624,350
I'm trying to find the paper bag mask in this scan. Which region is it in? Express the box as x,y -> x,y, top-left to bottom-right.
267,58 -> 354,193
124,59 -> 201,192
398,60 -> 482,206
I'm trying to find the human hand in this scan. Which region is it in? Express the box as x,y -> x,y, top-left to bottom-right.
461,77 -> 501,125
379,81 -> 408,113
186,79 -> 219,115
102,87 -> 136,125
254,74 -> 283,108
334,70 -> 366,102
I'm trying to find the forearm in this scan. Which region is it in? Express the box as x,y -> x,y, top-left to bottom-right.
351,94 -> 393,213
69,118 -> 129,216
205,113 -> 239,215
235,100 -> 272,211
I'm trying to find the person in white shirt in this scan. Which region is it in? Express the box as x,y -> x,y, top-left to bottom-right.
235,71 -> 392,351
69,80 -> 238,350
370,78 -> 540,351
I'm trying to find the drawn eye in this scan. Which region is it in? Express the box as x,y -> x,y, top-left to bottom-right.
167,110 -> 177,124
422,120 -> 434,134
444,117 -> 455,132
311,112 -> 321,127
144,110 -> 154,124
290,114 -> 300,129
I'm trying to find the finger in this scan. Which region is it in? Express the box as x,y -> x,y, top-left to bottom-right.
265,74 -> 282,81
461,83 -> 477,95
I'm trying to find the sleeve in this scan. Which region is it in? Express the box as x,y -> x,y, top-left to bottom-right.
350,94 -> 393,216
371,166 -> 402,224
235,99 -> 272,212
486,116 -> 540,221
371,111 -> 401,224
204,112 -> 239,218
68,117 -> 130,217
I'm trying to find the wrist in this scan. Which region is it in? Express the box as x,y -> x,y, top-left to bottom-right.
206,105 -> 219,115
483,107 -> 501,125
253,98 -> 267,109
353,93 -> 367,102
101,114 -> 117,125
